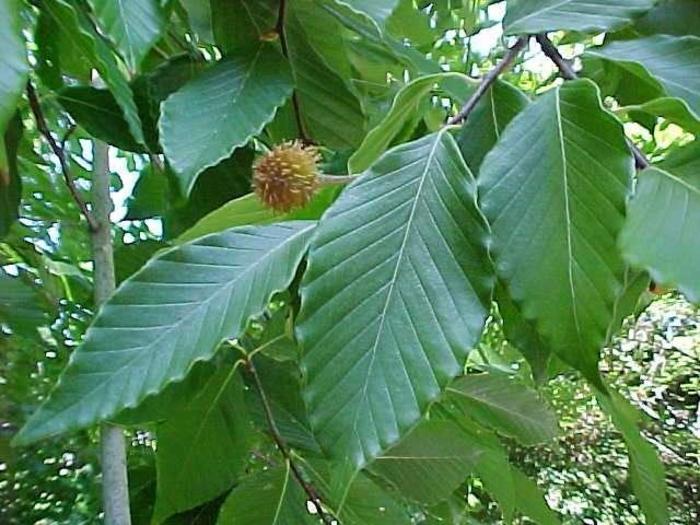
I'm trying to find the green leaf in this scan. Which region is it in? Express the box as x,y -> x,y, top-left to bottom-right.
597,390 -> 669,525
334,0 -> 400,31
153,365 -> 253,523
216,465 -> 316,524
510,467 -> 561,525
298,130 -> 493,468
628,0 -> 700,38
587,35 -> 700,119
14,222 -> 316,445
620,145 -> 700,303
114,360 -> 218,426
114,239 -> 167,284
43,0 -> 144,145
160,43 -> 294,195
301,460 -> 410,524
86,0 -> 165,72
1,113 -> 22,240
470,437 -> 516,522
371,421 -> 482,505
478,79 -> 633,384
246,356 -> 322,455
447,373 -> 558,445
618,97 -> 700,135
0,0 -> 28,137
132,55 -> 205,152
457,81 -> 529,174
495,283 -> 551,382
0,271 -> 49,336
349,72 -> 473,173
286,4 -> 367,149
504,0 -> 656,35
211,0 -> 277,53
57,86 -> 145,152
176,188 -> 338,244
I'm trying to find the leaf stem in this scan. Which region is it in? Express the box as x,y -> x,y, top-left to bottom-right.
535,34 -> 650,170
245,355 -> 334,524
446,35 -> 529,126
318,173 -> 358,185
26,81 -> 99,231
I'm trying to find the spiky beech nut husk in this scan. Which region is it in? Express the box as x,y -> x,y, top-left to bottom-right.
253,141 -> 320,212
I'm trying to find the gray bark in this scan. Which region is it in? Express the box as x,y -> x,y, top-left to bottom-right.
91,139 -> 132,525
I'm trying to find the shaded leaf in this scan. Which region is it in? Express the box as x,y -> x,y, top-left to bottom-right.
14,222 -> 316,445
597,390 -> 669,525
216,465 -> 316,524
334,0 -> 400,31
627,0 -> 700,38
504,0 -> 656,35
350,72 -> 473,173
160,43 -> 293,195
0,271 -> 49,336
114,239 -> 167,284
587,36 -> 700,119
447,373 -> 558,445
57,86 -> 145,152
211,0 -> 277,54
618,97 -> 700,134
286,4 -> 367,149
372,421 -> 482,505
1,113 -> 22,239
478,79 -> 633,384
43,0 -> 145,145
153,366 -> 253,522
0,0 -> 28,137
457,80 -> 529,174
87,0 -> 165,72
620,144 -> 700,303
495,283 -> 551,382
246,356 -> 322,455
510,468 -> 561,525
298,130 -> 493,468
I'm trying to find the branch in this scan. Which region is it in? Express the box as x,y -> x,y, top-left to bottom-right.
446,36 -> 529,126
91,136 -> 132,524
26,81 -> 99,231
246,356 -> 334,524
535,34 -> 650,170
276,0 -> 310,143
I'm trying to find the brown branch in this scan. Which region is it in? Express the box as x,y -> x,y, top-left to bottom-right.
246,356 -> 334,524
446,36 -> 529,126
276,0 -> 310,144
26,81 -> 99,231
535,34 -> 650,170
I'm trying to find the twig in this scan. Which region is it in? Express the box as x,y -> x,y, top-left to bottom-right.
276,0 -> 310,143
246,356 -> 334,524
26,81 -> 99,231
446,36 -> 529,126
535,34 -> 651,170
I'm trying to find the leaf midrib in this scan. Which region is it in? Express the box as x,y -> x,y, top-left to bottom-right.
554,87 -> 584,344
350,130 -> 444,449
27,225 -> 312,437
